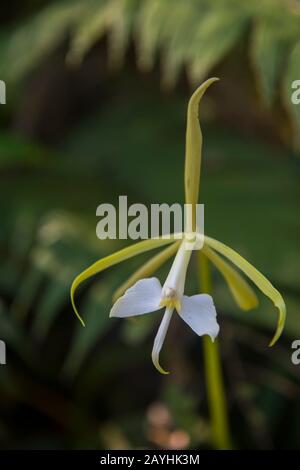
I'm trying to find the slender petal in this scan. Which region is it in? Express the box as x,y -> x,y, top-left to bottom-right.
152,308 -> 173,374
184,77 -> 219,228
202,245 -> 258,311
180,294 -> 219,340
71,236 -> 177,326
205,236 -> 286,346
110,278 -> 162,318
112,241 -> 180,302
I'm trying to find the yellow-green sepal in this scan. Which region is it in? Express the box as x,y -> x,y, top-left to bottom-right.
204,236 -> 286,346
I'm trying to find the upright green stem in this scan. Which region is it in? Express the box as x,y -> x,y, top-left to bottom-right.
198,251 -> 232,450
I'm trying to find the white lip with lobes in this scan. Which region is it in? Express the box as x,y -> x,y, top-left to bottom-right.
109,238 -> 219,373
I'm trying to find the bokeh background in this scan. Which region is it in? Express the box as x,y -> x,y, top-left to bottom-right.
0,0 -> 300,450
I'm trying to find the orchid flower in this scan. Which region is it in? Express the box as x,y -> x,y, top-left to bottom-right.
71,77 -> 286,374
110,239 -> 219,374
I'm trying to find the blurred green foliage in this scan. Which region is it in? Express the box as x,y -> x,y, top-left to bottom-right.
0,0 -> 300,451
2,0 -> 300,148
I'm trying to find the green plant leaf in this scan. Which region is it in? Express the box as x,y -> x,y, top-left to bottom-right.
0,0 -> 86,82
283,41 -> 300,151
251,18 -> 291,105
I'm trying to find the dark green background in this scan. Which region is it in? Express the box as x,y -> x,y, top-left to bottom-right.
0,0 -> 299,450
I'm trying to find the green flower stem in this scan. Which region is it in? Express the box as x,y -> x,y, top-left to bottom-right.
198,251 -> 232,450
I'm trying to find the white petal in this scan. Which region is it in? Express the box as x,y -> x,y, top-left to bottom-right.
110,277 -> 162,318
151,308 -> 173,374
179,294 -> 219,340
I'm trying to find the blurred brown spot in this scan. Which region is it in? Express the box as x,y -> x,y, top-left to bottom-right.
168,430 -> 190,449
146,402 -> 172,427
